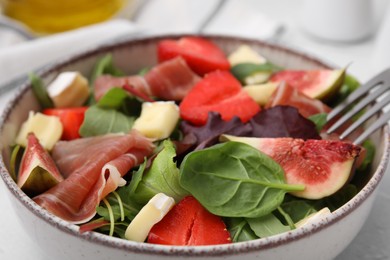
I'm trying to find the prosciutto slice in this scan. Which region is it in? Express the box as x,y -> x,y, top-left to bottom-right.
33,130 -> 154,224
94,57 -> 200,101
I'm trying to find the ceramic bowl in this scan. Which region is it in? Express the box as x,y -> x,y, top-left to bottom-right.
0,35 -> 389,260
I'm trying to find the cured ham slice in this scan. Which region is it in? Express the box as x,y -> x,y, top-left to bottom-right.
266,82 -> 331,118
94,75 -> 148,101
94,57 -> 200,101
144,56 -> 201,100
33,130 -> 155,224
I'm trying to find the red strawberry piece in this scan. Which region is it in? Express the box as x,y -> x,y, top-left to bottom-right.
157,36 -> 231,76
147,196 -> 231,246
180,70 -> 260,125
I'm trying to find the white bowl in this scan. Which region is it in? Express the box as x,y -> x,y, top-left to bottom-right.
1,35 -> 389,260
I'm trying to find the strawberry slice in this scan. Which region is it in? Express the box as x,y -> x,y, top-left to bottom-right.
147,196 -> 231,246
179,70 -> 260,125
43,107 -> 87,140
157,36 -> 230,76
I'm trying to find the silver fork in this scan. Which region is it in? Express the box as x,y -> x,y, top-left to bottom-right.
326,68 -> 390,145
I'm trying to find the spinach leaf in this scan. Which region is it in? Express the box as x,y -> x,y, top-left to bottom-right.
246,213 -> 291,238
225,218 -> 258,242
29,73 -> 54,109
322,184 -> 358,211
308,113 -> 328,132
129,140 -> 189,204
180,142 -> 305,218
79,105 -> 134,137
90,54 -> 125,83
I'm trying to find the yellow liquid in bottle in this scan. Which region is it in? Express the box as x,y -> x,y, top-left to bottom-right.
1,0 -> 132,34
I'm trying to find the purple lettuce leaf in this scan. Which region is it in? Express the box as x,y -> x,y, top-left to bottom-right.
250,105 -> 321,140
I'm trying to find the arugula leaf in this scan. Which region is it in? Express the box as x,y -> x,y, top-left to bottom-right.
129,140 -> 189,204
308,113 -> 328,132
90,54 -> 125,83
225,218 -> 258,242
29,73 -> 54,109
79,105 -> 134,137
250,106 -> 321,140
246,213 -> 291,238
279,199 -> 318,223
97,87 -> 142,116
180,142 -> 305,218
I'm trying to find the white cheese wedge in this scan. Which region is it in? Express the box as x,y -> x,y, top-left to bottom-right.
132,101 -> 179,140
47,71 -> 90,108
125,193 -> 175,242
228,45 -> 267,66
243,82 -> 278,105
295,207 -> 331,228
15,111 -> 63,150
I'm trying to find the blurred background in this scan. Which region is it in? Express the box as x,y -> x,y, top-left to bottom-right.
1,0 -> 390,259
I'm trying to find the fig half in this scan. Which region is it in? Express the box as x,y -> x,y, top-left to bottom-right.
221,135 -> 361,199
17,133 -> 63,196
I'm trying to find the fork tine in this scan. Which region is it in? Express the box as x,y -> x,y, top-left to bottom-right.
338,92 -> 390,140
327,68 -> 390,121
353,109 -> 390,145
326,85 -> 390,134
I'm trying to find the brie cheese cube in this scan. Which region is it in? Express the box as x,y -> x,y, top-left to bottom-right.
47,71 -> 90,108
132,101 -> 179,140
15,111 -> 63,150
125,193 -> 175,242
295,207 -> 331,228
228,45 -> 267,66
243,82 -> 278,105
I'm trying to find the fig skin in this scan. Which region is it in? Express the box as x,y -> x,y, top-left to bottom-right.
17,133 -> 63,197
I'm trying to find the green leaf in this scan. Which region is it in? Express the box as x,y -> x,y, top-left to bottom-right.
246,213 -> 291,238
308,113 -> 328,132
9,145 -> 23,181
129,140 -> 189,204
322,184 -> 358,211
79,105 -> 134,137
97,87 -> 130,110
96,187 -> 142,222
279,199 -> 318,223
29,73 -> 54,109
97,87 -> 143,117
357,140 -> 375,173
90,54 -> 125,83
329,74 -> 360,106
225,218 -> 258,242
231,62 -> 281,84
179,142 -> 305,218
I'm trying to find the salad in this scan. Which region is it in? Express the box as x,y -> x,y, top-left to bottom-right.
10,36 -> 374,246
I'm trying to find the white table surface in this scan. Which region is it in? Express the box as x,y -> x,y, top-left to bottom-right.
1,0 -> 390,259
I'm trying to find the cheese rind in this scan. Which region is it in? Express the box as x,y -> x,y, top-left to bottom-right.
125,193 -> 175,242
15,111 -> 63,150
132,101 -> 179,140
47,71 -> 90,108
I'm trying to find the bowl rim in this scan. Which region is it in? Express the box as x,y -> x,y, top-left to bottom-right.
1,34 -> 390,257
